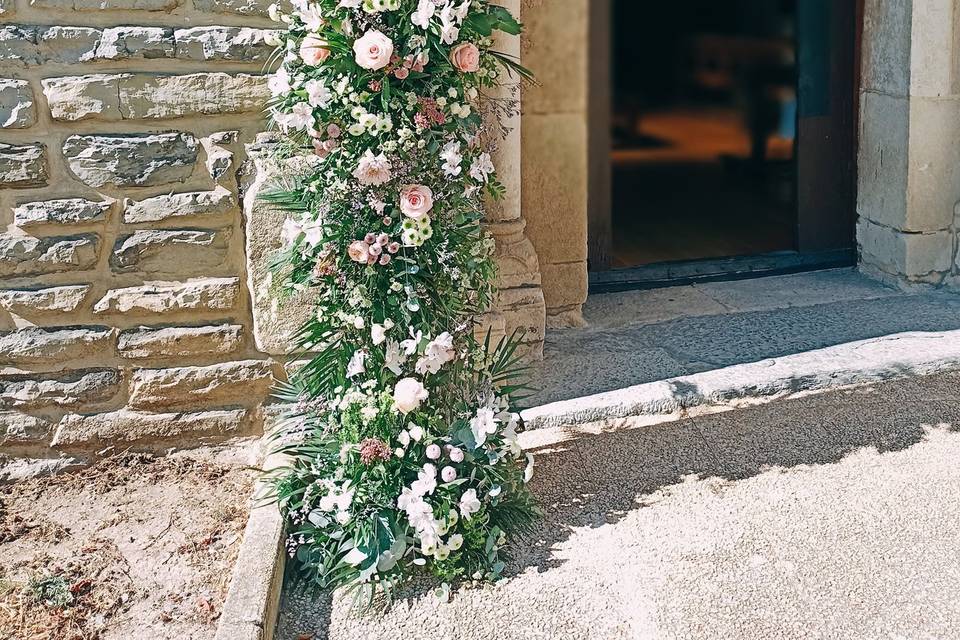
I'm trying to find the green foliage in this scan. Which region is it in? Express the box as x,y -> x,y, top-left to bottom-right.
262,0 -> 539,598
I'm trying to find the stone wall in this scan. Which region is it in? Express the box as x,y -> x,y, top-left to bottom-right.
857,0 -> 960,288
520,0 -> 589,327
0,0 -> 282,477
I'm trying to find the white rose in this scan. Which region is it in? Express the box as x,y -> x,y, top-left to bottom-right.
408,424 -> 424,441
393,377 -> 428,414
353,29 -> 394,70
459,488 -> 481,520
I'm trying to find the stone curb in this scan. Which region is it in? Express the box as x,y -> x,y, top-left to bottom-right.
520,330 -> 960,430
215,453 -> 286,640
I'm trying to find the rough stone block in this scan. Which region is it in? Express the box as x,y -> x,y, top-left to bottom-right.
43,74 -> 124,122
540,260 -> 588,312
0,79 -> 35,128
1,412 -> 54,446
242,152 -> 316,355
0,369 -> 120,409
904,97 -> 960,231
857,218 -> 953,278
111,229 -> 231,275
124,187 -> 236,224
117,73 -> 269,119
907,0 -> 956,97
521,0 -> 588,114
857,92 -> 909,229
30,0 -> 181,10
37,26 -> 101,64
118,324 -> 243,359
0,26 -> 38,66
128,359 -> 277,410
52,408 -> 246,449
193,0 -> 272,16
0,285 -> 91,315
0,326 -> 114,364
0,234 -> 99,278
13,198 -> 111,227
201,137 -> 234,180
96,26 -> 174,60
496,286 -> 546,347
174,26 -> 277,61
521,112 -> 588,263
0,142 -> 47,187
860,0 -> 911,96
92,278 -> 240,314
63,132 -> 197,187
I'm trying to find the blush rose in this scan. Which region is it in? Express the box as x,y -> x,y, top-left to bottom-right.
449,43 -> 480,73
300,34 -> 330,66
399,184 -> 433,219
353,29 -> 394,71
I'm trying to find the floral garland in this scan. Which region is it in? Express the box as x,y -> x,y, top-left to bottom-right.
263,0 -> 539,594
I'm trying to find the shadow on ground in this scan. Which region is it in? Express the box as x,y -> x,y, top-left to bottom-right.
514,371 -> 960,577
275,371 -> 960,638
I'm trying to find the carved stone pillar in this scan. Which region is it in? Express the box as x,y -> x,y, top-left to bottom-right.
480,0 -> 546,360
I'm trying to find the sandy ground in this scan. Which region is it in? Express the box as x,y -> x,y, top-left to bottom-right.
0,441 -> 260,640
277,372 -> 960,640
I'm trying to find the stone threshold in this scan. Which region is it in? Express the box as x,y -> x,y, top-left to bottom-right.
521,268 -> 960,434
520,329 -> 960,435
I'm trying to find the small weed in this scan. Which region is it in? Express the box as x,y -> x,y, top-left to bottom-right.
28,574 -> 73,609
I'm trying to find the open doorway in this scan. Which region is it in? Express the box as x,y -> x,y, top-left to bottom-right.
590,0 -> 859,279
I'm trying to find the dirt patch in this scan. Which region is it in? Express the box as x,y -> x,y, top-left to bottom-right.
0,442 -> 260,640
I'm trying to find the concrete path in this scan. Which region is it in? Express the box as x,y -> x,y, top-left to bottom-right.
527,269 -> 960,406
277,372 -> 960,640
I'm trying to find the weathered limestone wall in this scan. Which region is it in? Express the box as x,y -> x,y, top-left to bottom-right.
0,0 -> 282,476
520,0 -> 589,327
858,0 -> 960,288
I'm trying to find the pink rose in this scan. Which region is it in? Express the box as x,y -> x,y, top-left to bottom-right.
353,29 -> 394,71
300,34 -> 330,66
399,184 -> 433,220
347,240 -> 370,264
449,43 -> 480,73
394,66 -> 409,80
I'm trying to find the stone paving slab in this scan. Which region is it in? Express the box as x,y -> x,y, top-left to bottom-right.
528,270 -> 960,405
276,372 -> 960,640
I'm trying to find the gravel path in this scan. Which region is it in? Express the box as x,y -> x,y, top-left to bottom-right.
277,372 -> 960,640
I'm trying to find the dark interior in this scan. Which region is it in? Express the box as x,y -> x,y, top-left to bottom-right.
610,0 -> 798,268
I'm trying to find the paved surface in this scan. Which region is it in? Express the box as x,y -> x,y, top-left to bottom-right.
527,269 -> 960,406
276,372 -> 960,640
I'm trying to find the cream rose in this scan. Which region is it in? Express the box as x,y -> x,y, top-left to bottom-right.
353,29 -> 394,71
300,34 -> 330,66
347,240 -> 370,264
449,43 -> 480,73
393,377 -> 428,414
399,184 -> 433,220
